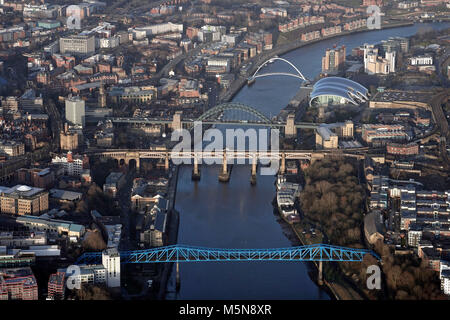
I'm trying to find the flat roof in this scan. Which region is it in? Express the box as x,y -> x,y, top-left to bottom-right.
49,189 -> 82,201
371,90 -> 431,103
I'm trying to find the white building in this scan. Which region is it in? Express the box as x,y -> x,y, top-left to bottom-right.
130,22 -> 183,39
44,41 -> 59,55
440,261 -> 450,295
51,152 -> 84,176
385,51 -> 396,73
99,36 -> 120,49
65,96 -> 85,127
60,35 -> 95,56
59,265 -> 106,286
207,57 -> 231,73
102,248 -> 120,288
198,25 -> 226,42
221,34 -> 240,45
398,1 -> 419,9
409,55 -> 433,66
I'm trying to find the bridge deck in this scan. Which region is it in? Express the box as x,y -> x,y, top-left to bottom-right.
76,244 -> 380,265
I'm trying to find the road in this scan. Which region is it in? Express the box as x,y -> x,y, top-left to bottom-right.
429,90 -> 450,169
118,170 -> 137,251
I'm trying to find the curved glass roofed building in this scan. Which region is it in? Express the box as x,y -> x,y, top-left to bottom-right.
309,77 -> 369,107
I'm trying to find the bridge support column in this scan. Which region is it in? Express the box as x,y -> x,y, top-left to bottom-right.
172,111 -> 183,131
176,262 -> 180,291
136,158 -> 140,172
192,156 -> 201,181
280,153 -> 286,175
318,261 -> 323,286
219,152 -> 230,182
164,153 -> 169,171
250,155 -> 257,185
285,114 -> 297,137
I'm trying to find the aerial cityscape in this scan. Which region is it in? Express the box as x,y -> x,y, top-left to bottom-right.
0,0 -> 449,306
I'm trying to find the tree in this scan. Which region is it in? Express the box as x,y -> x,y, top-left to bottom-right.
82,230 -> 106,251
75,284 -> 112,300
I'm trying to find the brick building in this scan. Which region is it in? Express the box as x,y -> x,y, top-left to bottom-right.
0,267 -> 38,300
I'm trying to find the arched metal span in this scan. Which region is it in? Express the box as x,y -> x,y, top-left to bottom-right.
196,102 -> 274,126
252,72 -> 306,81
75,244 -> 381,265
250,57 -> 308,81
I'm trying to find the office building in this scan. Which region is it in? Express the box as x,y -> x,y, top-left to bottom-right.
0,185 -> 49,216
363,43 -> 395,74
65,97 -> 85,127
59,35 -> 95,56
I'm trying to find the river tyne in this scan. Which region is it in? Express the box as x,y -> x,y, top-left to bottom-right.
169,22 -> 450,300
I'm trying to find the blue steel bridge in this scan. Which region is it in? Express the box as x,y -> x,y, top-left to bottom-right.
75,244 -> 380,265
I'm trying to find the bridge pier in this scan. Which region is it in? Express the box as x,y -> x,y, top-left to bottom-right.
285,114 -> 297,137
250,155 -> 257,185
318,260 -> 323,286
172,111 -> 183,131
280,153 -> 286,175
192,156 -> 201,181
164,153 -> 169,171
176,262 -> 180,291
219,152 -> 230,182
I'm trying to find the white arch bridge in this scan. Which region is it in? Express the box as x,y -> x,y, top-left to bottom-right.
248,57 -> 309,82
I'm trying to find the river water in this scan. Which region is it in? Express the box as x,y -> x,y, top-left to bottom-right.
170,22 -> 450,300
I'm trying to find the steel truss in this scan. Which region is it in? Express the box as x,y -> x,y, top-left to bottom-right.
75,244 -> 380,265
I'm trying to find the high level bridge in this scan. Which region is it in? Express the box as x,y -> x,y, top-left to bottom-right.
87,147 -> 367,182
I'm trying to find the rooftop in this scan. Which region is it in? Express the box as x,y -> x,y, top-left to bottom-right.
1,185 -> 46,198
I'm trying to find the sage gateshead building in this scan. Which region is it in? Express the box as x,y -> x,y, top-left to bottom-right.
309,77 -> 369,107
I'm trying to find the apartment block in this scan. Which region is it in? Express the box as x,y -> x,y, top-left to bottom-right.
0,267 -> 38,300
322,45 -> 346,73
47,271 -> 65,300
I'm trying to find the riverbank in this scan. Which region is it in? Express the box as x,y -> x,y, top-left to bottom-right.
288,220 -> 364,300
219,20 -> 414,103
157,165 -> 180,300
